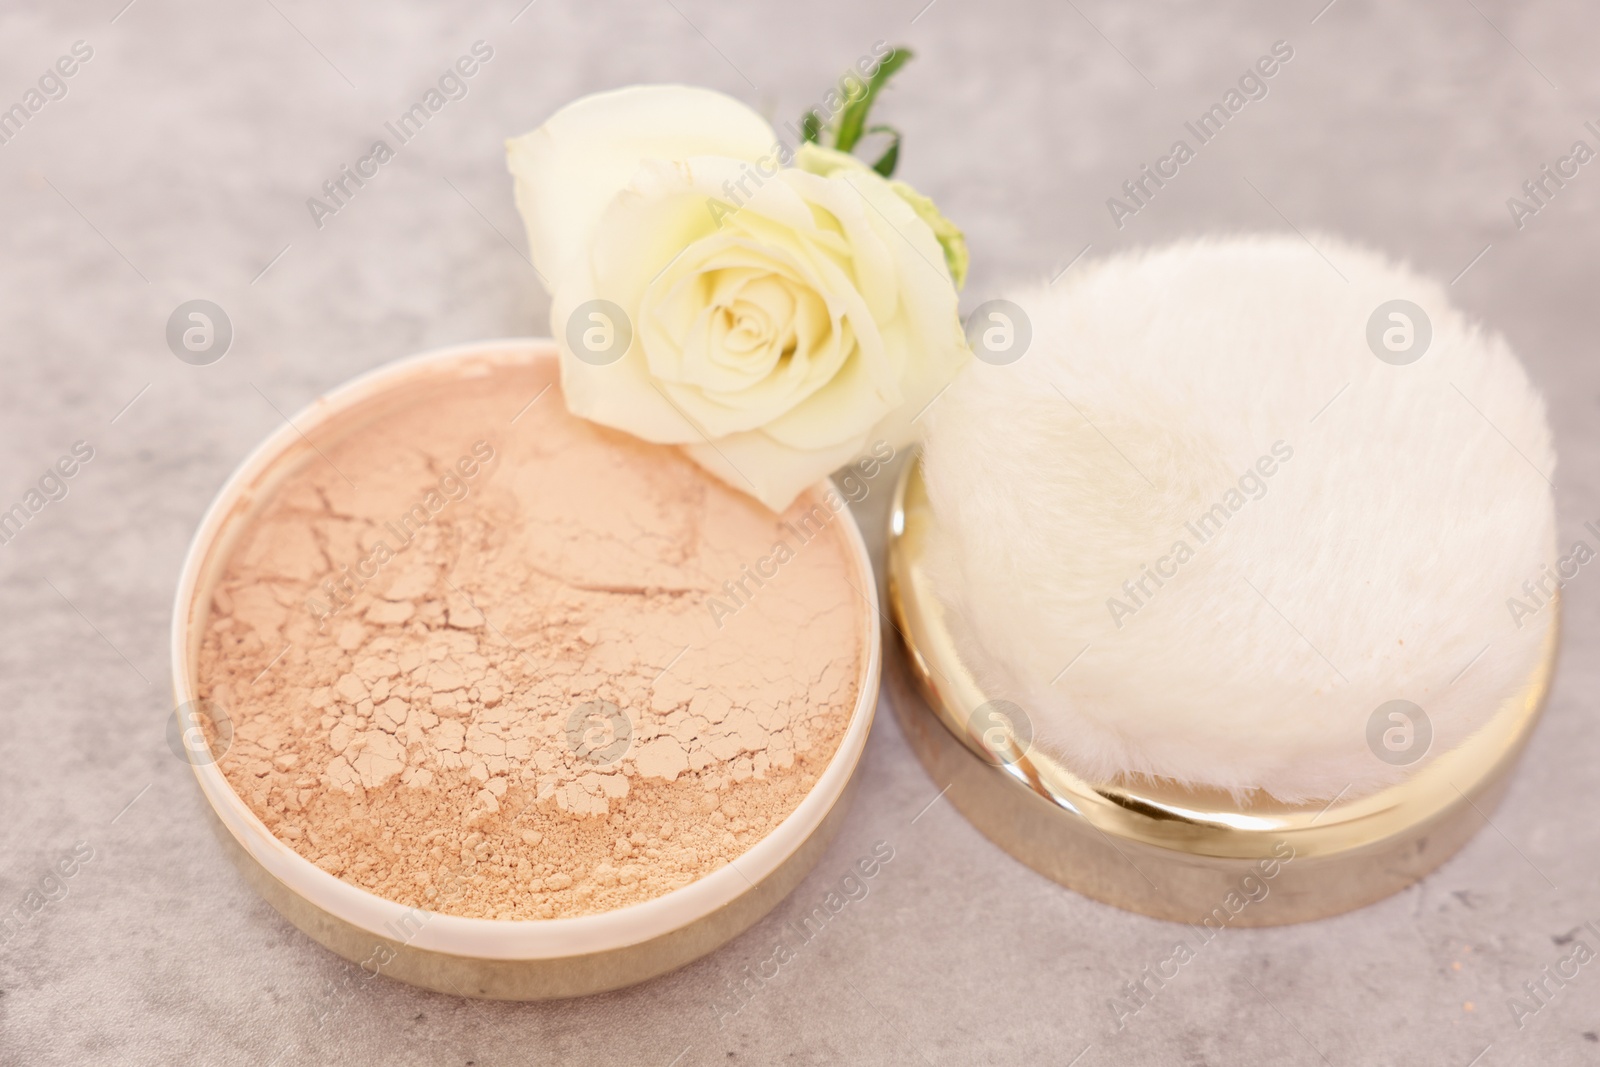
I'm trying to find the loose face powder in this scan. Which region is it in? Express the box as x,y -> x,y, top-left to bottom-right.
195,353 -> 870,920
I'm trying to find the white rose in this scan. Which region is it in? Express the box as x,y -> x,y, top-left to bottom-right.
506,85 -> 969,510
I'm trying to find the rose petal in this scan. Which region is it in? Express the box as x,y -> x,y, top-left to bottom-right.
853,305 -> 970,455
553,274 -> 704,443
636,227 -> 872,437
683,432 -> 871,512
759,331 -> 898,450
506,86 -> 776,293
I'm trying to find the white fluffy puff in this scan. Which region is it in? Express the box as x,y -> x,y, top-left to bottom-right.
921,236 -> 1557,803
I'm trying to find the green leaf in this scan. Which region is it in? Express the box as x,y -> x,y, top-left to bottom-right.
868,124 -> 901,177
832,46 -> 913,154
800,108 -> 823,144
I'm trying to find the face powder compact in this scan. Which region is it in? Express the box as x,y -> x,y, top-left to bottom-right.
170,339 -> 881,998
888,236 -> 1560,925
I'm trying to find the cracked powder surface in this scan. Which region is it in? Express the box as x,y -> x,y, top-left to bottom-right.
196,355 -> 866,919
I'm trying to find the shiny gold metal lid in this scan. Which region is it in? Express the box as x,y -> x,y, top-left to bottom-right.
886,453 -> 1557,925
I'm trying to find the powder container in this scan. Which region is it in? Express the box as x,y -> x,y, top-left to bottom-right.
170,339 -> 882,998
886,454 -> 1556,925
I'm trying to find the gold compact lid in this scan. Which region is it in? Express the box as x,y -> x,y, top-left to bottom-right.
886,453 -> 1557,924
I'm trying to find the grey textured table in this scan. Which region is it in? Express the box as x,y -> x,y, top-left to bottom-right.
2,1 -> 1596,1064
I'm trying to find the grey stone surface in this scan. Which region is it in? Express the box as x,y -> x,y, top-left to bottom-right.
1,0 -> 1596,1064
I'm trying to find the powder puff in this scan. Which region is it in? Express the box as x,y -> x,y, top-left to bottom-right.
922,235 -> 1557,803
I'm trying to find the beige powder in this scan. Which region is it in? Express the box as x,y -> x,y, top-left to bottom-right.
197,355 -> 867,919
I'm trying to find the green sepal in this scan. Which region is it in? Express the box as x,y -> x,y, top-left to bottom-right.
833,47 -> 913,154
